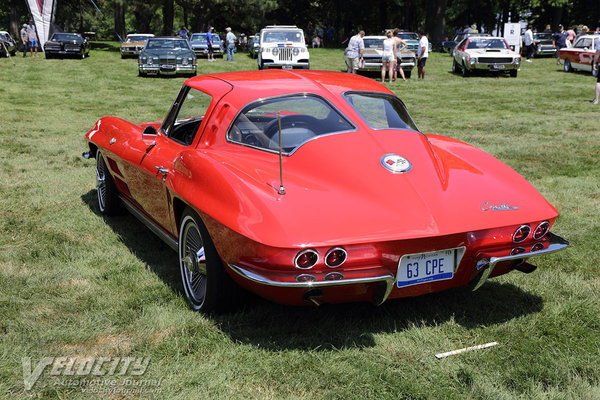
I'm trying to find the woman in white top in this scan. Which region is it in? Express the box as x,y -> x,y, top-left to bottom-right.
381,30 -> 396,83
392,28 -> 407,82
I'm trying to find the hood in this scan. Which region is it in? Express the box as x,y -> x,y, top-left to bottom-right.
208,129 -> 558,247
466,49 -> 515,56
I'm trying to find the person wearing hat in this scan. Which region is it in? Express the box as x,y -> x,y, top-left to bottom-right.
26,19 -> 39,57
20,24 -> 28,57
552,24 -> 568,65
206,26 -> 215,62
225,27 -> 236,62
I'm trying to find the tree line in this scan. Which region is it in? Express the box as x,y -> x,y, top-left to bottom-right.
1,0 -> 599,45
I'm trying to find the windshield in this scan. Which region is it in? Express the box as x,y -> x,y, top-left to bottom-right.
228,95 -> 354,154
344,92 -> 419,132
146,39 -> 191,51
52,33 -> 82,42
398,33 -> 418,40
533,33 -> 552,40
126,35 -> 152,43
363,38 -> 385,49
262,30 -> 304,43
466,38 -> 508,50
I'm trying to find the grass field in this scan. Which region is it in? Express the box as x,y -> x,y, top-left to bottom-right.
1,43 -> 599,399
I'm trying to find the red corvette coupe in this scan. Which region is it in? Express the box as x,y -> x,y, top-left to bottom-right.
84,70 -> 568,312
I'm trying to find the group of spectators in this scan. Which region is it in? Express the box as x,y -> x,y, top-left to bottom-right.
345,29 -> 429,81
522,24 -> 597,64
19,20 -> 38,57
307,22 -> 335,48
177,25 -> 238,62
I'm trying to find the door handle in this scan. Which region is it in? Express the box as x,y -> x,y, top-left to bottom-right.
155,166 -> 169,182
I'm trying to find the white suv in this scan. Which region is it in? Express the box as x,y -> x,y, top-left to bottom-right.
258,25 -> 310,70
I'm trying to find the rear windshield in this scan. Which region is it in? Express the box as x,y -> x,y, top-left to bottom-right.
228,95 -> 354,154
344,92 -> 418,132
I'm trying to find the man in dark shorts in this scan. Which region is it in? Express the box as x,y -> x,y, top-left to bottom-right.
417,30 -> 429,79
552,24 -> 568,65
206,26 -> 215,62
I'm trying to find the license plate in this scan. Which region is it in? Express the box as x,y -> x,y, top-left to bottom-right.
161,65 -> 175,69
282,65 -> 293,70
397,248 -> 462,288
490,64 -> 505,70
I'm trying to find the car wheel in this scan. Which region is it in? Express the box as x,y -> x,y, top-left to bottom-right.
510,70 -> 518,78
564,59 -> 572,72
45,53 -> 51,59
461,62 -> 470,77
404,70 -> 412,79
178,208 -> 239,313
452,59 -> 459,74
95,151 -> 122,216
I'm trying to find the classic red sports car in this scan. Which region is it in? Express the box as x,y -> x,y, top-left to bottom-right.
559,35 -> 600,75
84,70 -> 568,312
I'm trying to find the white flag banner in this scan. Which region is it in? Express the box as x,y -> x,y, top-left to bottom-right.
25,0 -> 57,49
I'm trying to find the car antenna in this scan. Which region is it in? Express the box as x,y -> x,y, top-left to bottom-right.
276,112 -> 286,195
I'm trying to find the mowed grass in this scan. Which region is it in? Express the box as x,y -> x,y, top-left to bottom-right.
0,43 -> 599,399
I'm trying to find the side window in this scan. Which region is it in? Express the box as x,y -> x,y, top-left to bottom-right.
228,95 -> 354,154
166,88 -> 212,146
344,92 -> 419,132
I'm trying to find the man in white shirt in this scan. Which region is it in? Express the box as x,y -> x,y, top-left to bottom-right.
225,27 -> 236,62
345,30 -> 365,73
417,30 -> 429,79
523,25 -> 534,62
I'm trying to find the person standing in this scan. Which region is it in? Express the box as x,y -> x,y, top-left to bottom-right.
417,30 -> 429,79
523,25 -> 535,62
592,45 -> 600,104
553,24 -> 568,65
392,28 -> 407,82
225,27 -> 236,62
345,30 -> 364,74
566,26 -> 576,44
26,20 -> 38,57
178,26 -> 189,40
20,24 -> 28,57
381,30 -> 396,83
206,26 -> 215,62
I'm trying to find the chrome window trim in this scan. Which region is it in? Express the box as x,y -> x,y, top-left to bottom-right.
342,90 -> 422,134
226,92 -> 358,156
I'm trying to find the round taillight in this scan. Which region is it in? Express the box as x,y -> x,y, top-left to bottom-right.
531,242 -> 545,252
324,272 -> 344,281
325,248 -> 347,268
510,247 -> 526,255
513,225 -> 531,243
533,221 -> 550,240
296,274 -> 317,283
294,249 -> 318,269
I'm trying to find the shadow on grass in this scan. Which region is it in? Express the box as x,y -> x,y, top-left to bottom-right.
90,41 -> 120,52
82,189 -> 543,351
81,190 -> 180,294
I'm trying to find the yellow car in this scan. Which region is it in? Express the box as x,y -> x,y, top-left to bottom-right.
120,34 -> 154,58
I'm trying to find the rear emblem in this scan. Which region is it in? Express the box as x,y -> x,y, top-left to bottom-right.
381,154 -> 412,173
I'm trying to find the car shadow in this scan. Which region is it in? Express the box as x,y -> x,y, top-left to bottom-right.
82,188 -> 544,351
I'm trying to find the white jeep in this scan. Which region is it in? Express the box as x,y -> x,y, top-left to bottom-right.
258,25 -> 310,70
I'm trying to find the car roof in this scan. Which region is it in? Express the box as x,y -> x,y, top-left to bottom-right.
364,36 -> 386,40
127,33 -> 154,36
186,70 -> 392,100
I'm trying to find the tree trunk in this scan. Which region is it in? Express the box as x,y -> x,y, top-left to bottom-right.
162,0 -> 174,36
114,2 -> 126,41
425,0 -> 447,45
9,0 -> 19,38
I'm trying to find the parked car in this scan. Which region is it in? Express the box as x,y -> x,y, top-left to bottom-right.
452,36 -> 521,77
346,35 -> 415,78
530,32 -> 556,57
120,33 -> 154,58
558,35 -> 600,76
83,69 -> 568,312
0,31 -> 17,57
258,25 -> 309,70
44,32 -> 90,59
442,33 -> 490,54
248,33 -> 260,58
190,33 -> 224,57
396,31 -> 432,53
138,37 -> 196,77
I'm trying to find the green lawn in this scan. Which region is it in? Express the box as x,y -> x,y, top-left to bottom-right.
1,42 -> 599,399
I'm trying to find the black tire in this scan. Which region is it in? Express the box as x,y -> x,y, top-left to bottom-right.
404,70 -> 412,79
178,208 -> 239,313
452,59 -> 459,74
45,53 -> 51,59
95,151 -> 122,216
564,59 -> 572,72
461,62 -> 470,77
510,69 -> 518,78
